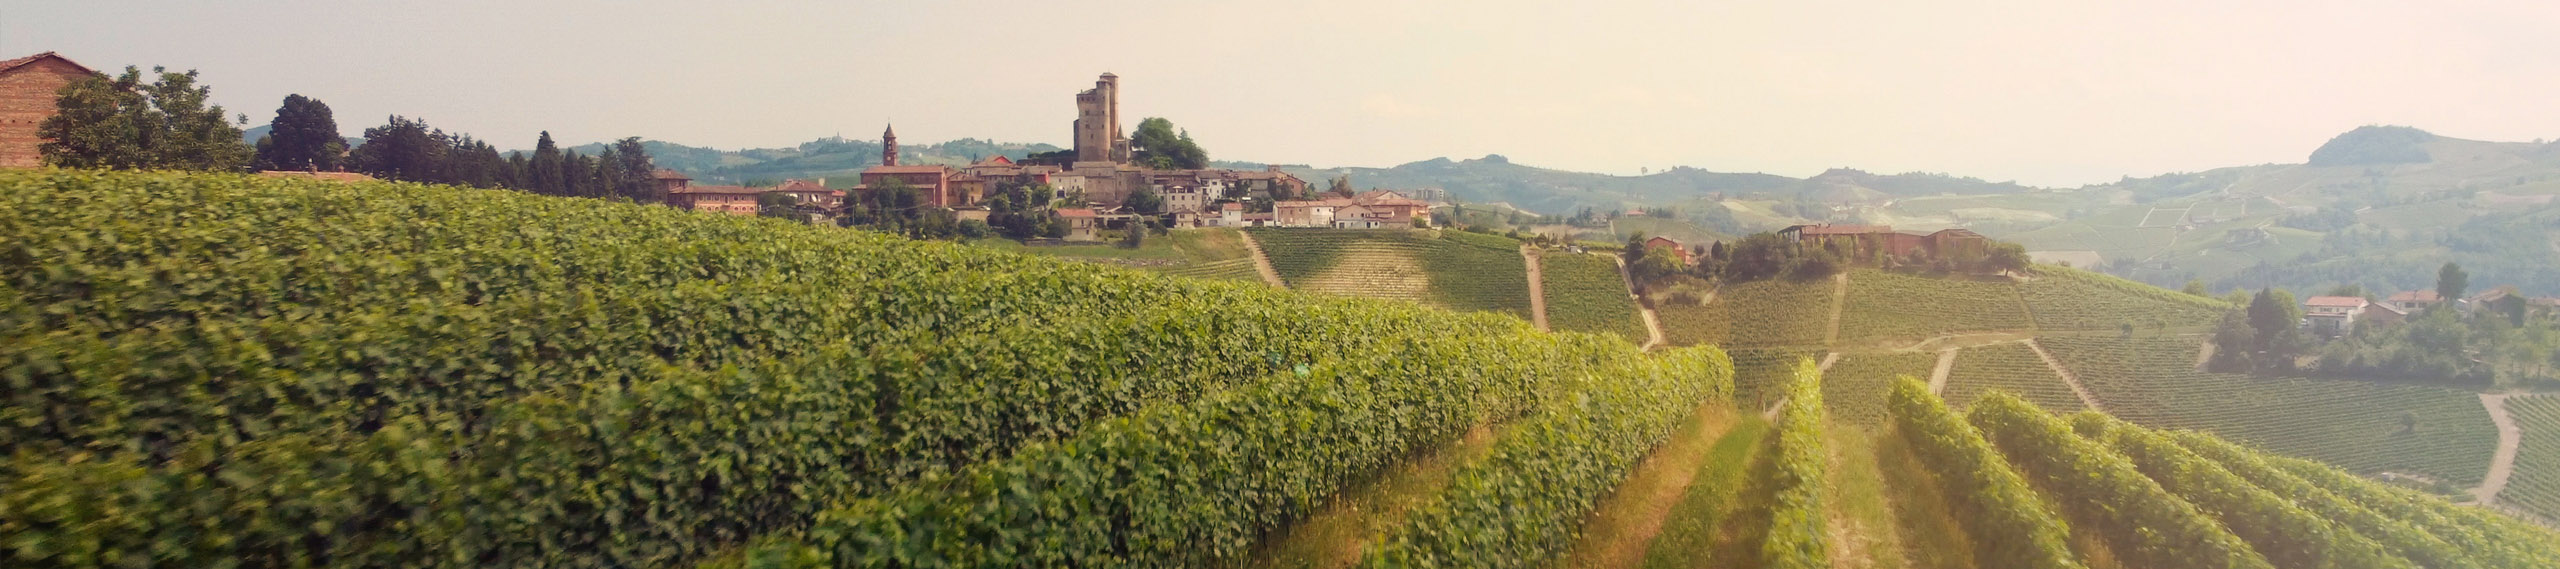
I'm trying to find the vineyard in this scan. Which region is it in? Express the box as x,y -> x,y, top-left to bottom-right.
1817,351 -> 1940,426
1539,252 -> 1647,343
8,170 -> 2557,569
2505,395 -> 2560,521
1656,278 -> 1837,348
0,171 -> 1702,569
1835,269 -> 2032,342
1941,341 -> 2088,412
1248,228 -> 1533,318
2017,265 -> 2230,330
2037,336 -> 2500,485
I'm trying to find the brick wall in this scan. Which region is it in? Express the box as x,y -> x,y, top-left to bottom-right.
0,58 -> 94,168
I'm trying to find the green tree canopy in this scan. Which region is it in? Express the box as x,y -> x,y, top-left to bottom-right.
40,66 -> 251,171
253,94 -> 345,171
2437,262 -> 2469,305
1130,117 -> 1206,169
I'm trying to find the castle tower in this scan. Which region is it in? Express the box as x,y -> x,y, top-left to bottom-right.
1073,73 -> 1128,163
882,123 -> 899,166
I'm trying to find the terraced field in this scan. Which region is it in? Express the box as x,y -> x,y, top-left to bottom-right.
2504,395 -> 2560,521
2018,265 -> 2229,331
1835,269 -> 2032,343
1539,252 -> 1646,343
1656,278 -> 1836,348
2039,336 -> 2499,485
1818,352 -> 1940,426
1941,341 -> 2088,413
1249,229 -> 1532,318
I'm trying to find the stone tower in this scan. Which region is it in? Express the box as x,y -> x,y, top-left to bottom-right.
881,123 -> 899,166
1073,73 -> 1129,163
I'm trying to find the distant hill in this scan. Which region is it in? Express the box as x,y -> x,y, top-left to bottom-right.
563,137 -> 1064,186
1238,156 -> 2033,217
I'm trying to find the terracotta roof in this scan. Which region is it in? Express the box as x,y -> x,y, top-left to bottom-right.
0,51 -> 94,75
1929,228 -> 1985,239
2304,296 -> 2370,308
671,185 -> 762,195
2386,290 -> 2440,303
1056,208 -> 1097,218
865,165 -> 953,174
971,155 -> 1015,167
1791,224 -> 1894,235
650,169 -> 692,180
770,179 -> 827,192
1221,202 -> 1244,211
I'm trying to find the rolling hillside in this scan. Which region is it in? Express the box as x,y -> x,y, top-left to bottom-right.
6,170 -> 2551,569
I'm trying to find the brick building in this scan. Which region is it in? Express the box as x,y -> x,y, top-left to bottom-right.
856,124 -> 976,207
0,52 -> 98,168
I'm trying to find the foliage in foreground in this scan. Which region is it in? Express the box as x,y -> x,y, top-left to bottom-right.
1969,393 -> 2273,569
1357,347 -> 1733,568
1887,380 -> 2082,569
1758,359 -> 1832,569
2077,413 -> 2412,569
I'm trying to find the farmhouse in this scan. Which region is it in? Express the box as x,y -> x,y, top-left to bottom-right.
0,52 -> 96,168
1776,223 -> 1990,259
2302,296 -> 2370,337
1645,236 -> 1692,264
2385,290 -> 2442,313
1056,208 -> 1099,241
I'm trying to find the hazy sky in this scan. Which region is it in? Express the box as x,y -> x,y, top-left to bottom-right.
9,0 -> 2558,186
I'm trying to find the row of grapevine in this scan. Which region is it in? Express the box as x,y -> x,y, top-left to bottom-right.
2079,414 -> 2409,569
2502,395 -> 2560,521
1818,351 -> 1939,426
1539,252 -> 1648,343
1655,278 -> 1836,348
1942,341 -> 2087,412
1727,348 -> 1825,410
1885,379 -> 2082,569
1358,346 -> 1735,568
1153,257 -> 1263,282
1835,269 -> 2033,341
1968,393 -> 2274,569
0,171 -> 1545,568
2259,448 -> 2560,568
1760,359 -> 1831,569
2038,336 -> 2498,485
744,341 -> 1727,568
2017,265 -> 2228,330
2169,431 -> 2477,569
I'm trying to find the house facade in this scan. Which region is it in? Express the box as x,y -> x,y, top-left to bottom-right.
667,185 -> 763,215
2303,296 -> 2370,337
1057,208 -> 1099,241
0,52 -> 96,168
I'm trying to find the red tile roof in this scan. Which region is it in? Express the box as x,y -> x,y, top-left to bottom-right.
2386,290 -> 2439,303
1794,224 -> 1894,235
1056,208 -> 1096,218
2305,296 -> 2370,308
671,185 -> 763,195
0,51 -> 93,75
650,169 -> 692,180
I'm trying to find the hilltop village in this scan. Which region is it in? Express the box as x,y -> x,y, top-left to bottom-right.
655,74 -> 1434,240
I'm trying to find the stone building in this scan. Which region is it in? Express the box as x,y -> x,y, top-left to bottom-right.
0,52 -> 97,168
1073,73 -> 1130,163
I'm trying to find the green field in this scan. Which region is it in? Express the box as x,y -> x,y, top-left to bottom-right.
1539,252 -> 1646,343
1248,228 -> 1533,318
1657,277 -> 1837,348
1819,351 -> 1941,426
2039,336 -> 2499,485
2504,395 -> 2560,521
974,227 -> 1263,282
1836,269 -> 2033,343
1941,341 -> 2086,413
2018,265 -> 2229,330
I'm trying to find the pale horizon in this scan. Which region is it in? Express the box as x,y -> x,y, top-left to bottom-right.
9,0 -> 2559,186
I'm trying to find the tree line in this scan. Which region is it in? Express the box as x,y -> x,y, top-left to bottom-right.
2206,262 -> 2560,388
36,63 -> 658,202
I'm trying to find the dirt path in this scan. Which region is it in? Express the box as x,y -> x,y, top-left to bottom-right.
1522,246 -> 1550,331
2473,393 -> 2522,505
1818,352 -> 1842,373
1556,406 -> 1742,569
1612,255 -> 1669,350
2194,338 -> 2215,371
2023,339 -> 2104,412
1823,272 -> 1850,346
1928,348 -> 1960,395
1237,230 -> 1288,288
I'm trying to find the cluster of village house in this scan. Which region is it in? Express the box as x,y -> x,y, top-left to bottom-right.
2301,289 -> 2560,337
656,73 -> 1437,240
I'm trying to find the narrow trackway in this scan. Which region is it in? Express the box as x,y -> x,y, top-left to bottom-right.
1612,255 -> 1668,350
2195,338 -> 2215,371
1522,245 -> 1549,332
1555,406 -> 1741,569
1236,231 -> 1287,288
1928,348 -> 1960,395
2023,338 -> 2105,412
2474,393 -> 2522,505
1822,272 -> 1849,346
1817,352 -> 1841,373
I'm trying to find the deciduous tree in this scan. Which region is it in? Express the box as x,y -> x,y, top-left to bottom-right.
40,66 -> 251,171
254,94 -> 345,171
